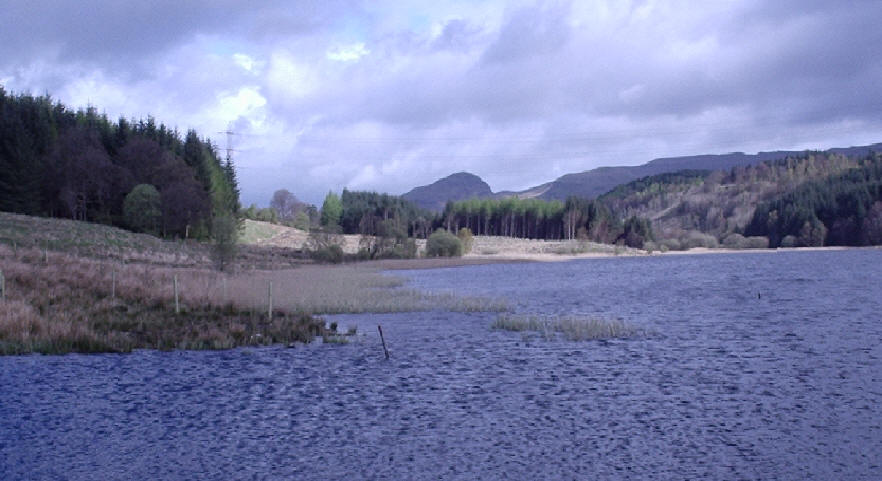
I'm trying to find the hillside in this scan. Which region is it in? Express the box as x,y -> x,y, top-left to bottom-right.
598,152 -> 881,248
402,143 -> 882,211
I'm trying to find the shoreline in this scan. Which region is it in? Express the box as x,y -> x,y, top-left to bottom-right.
352,245 -> 879,270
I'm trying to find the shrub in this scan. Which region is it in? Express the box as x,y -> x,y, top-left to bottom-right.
123,184 -> 161,235
722,233 -> 769,249
292,211 -> 310,231
426,228 -> 463,257
659,238 -> 683,251
722,233 -> 746,248
310,244 -> 344,264
212,213 -> 239,271
780,235 -> 798,248
681,231 -> 719,249
457,227 -> 474,254
744,236 -> 769,248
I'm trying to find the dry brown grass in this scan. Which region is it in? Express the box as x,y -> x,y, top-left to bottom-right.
221,266 -> 508,314
0,244 -> 324,355
0,244 -> 506,355
0,212 -> 511,355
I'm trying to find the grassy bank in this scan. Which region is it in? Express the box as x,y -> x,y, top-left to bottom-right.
0,244 -> 327,355
0,212 -> 507,355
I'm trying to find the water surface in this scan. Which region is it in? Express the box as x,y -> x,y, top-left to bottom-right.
2,250 -> 881,479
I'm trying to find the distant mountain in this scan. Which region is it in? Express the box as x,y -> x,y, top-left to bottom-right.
401,172 -> 493,211
402,143 -> 882,211
536,145 -> 882,201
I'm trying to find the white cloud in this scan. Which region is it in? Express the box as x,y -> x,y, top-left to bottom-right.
326,42 -> 370,62
266,51 -> 319,102
232,53 -> 262,74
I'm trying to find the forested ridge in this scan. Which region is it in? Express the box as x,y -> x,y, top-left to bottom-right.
596,151 -> 882,248
0,88 -> 239,239
746,153 -> 882,247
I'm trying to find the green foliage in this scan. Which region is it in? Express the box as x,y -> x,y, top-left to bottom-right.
441,196 -> 630,244
457,227 -> 474,253
426,228 -> 463,257
357,218 -> 417,259
680,230 -> 719,249
292,211 -> 311,231
339,189 -> 431,239
0,88 -> 239,239
602,152 -> 864,244
310,244 -> 344,264
123,184 -> 161,235
241,204 -> 278,223
212,213 -> 239,271
746,154 -> 882,246
306,227 -> 345,263
621,216 -> 653,248
320,191 -> 342,227
601,170 -> 711,200
780,235 -> 798,248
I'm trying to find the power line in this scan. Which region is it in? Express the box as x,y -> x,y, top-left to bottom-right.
217,122 -> 240,163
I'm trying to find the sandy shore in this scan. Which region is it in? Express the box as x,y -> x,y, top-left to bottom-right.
241,220 -> 877,270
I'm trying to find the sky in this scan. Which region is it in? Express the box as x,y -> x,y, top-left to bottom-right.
2,0 -> 881,207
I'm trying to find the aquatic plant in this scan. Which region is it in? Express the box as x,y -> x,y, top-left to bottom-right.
492,314 -> 641,341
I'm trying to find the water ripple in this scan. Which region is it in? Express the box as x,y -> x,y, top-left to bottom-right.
2,250 -> 882,479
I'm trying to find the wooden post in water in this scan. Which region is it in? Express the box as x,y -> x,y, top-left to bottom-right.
267,281 -> 273,319
377,325 -> 390,360
174,275 -> 180,314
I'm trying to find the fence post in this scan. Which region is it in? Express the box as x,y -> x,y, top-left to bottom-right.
174,275 -> 180,314
377,325 -> 390,360
267,281 -> 273,319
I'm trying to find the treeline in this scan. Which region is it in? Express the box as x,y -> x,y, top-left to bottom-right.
324,189 -> 433,238
439,196 -> 653,247
746,153 -> 882,247
598,152 -> 865,243
0,88 -> 239,238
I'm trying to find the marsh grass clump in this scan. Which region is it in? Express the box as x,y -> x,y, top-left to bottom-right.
492,314 -> 641,341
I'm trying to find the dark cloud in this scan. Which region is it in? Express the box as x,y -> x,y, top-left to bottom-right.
481,2 -> 572,64
4,0 -> 882,207
0,0 -> 359,77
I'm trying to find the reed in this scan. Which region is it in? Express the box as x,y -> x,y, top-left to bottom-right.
492,314 -> 641,341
